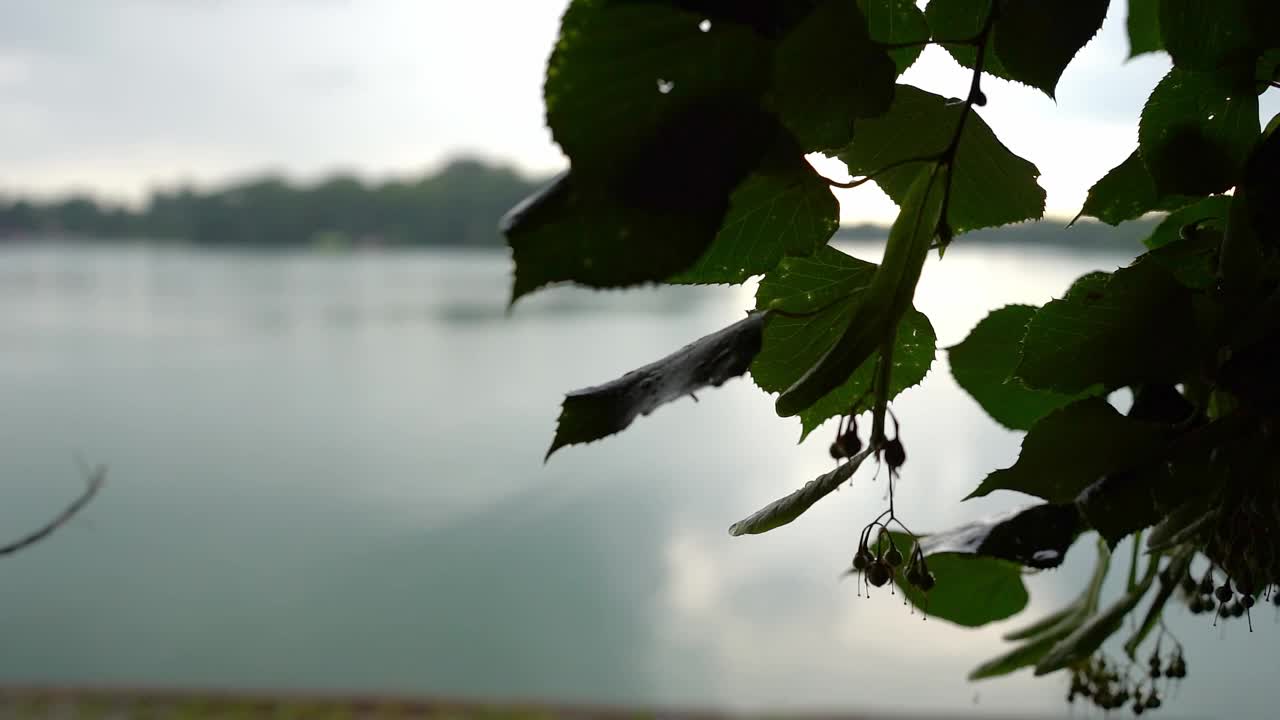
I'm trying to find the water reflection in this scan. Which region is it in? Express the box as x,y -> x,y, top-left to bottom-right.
0,242 -> 1274,718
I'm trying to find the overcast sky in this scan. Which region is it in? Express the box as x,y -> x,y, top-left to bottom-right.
0,0 -> 1275,223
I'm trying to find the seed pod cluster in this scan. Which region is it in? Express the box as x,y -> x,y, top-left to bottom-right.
829,416 -> 863,460
849,529 -> 935,597
1067,653 -> 1181,714
1180,564 -> 1276,626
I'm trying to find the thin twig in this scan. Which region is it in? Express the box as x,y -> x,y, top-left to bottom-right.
0,463 -> 106,557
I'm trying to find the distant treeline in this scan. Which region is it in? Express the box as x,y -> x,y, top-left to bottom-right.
1,158 -> 1157,249
0,158 -> 547,248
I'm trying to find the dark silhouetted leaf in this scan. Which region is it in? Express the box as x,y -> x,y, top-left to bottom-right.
1141,195 -> 1231,249
966,398 -> 1170,503
728,448 -> 873,536
1015,261 -> 1200,394
1075,384 -> 1203,540
545,1 -> 771,176
949,305 -> 1087,430
1127,0 -> 1163,57
916,503 -> 1084,569
1035,561 -> 1158,675
750,246 -> 936,438
860,0 -> 930,74
1076,149 -> 1190,225
839,85 -> 1045,234
546,312 -> 766,459
662,0 -> 819,38
1139,67 -> 1260,197
887,531 -> 1029,627
1158,0 -> 1280,71
670,138 -> 839,285
773,168 -> 945,417
992,0 -> 1109,97
925,0 -> 1012,80
772,0 -> 897,152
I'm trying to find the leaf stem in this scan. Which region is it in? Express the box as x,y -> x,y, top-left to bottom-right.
933,3 -> 998,238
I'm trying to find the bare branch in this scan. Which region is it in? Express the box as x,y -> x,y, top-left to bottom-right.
0,463 -> 106,558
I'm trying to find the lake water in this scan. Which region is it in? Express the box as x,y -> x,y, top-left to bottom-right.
0,242 -> 1274,718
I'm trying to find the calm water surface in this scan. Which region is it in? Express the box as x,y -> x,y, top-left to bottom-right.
0,242 -> 1273,718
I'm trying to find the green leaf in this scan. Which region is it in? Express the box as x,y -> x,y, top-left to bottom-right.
886,532 -> 1029,628
1158,0 -> 1280,72
925,0 -> 1013,80
1141,195 -> 1232,248
949,305 -> 1088,431
1127,0 -> 1163,57
772,168 -> 945,418
915,503 -> 1083,569
1014,261 -> 1200,394
992,0 -> 1109,97
1139,67 -> 1260,197
545,1 -> 771,176
728,449 -> 873,536
1076,149 -> 1191,226
545,313 -> 766,459
1145,224 -> 1222,289
966,398 -> 1170,503
750,247 -> 936,437
838,85 -> 1045,233
669,138 -> 839,285
1035,560 -> 1158,675
772,0 -> 897,152
860,0 -> 931,75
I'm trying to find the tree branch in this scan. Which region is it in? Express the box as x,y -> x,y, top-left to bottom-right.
0,463 -> 106,558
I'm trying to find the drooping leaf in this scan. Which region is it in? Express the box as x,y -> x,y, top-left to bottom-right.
545,1 -> 771,176
991,0 -> 1109,97
728,449 -> 873,536
1127,0 -> 1163,57
545,312 -> 767,459
504,152 -> 760,299
1076,149 -> 1190,226
971,539 -> 1111,680
1014,261 -> 1200,394
1124,551 -> 1194,659
839,85 -> 1045,234
859,0 -> 931,75
750,246 -> 936,437
1034,561 -> 1158,675
1139,67 -> 1260,197
670,137 -> 839,285
1157,0 -> 1280,72
773,168 -> 945,418
925,0 -> 1012,80
1141,195 -> 1232,248
886,531 -> 1029,627
914,503 -> 1084,569
949,305 -> 1088,431
966,398 -> 1171,503
772,0 -> 897,152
